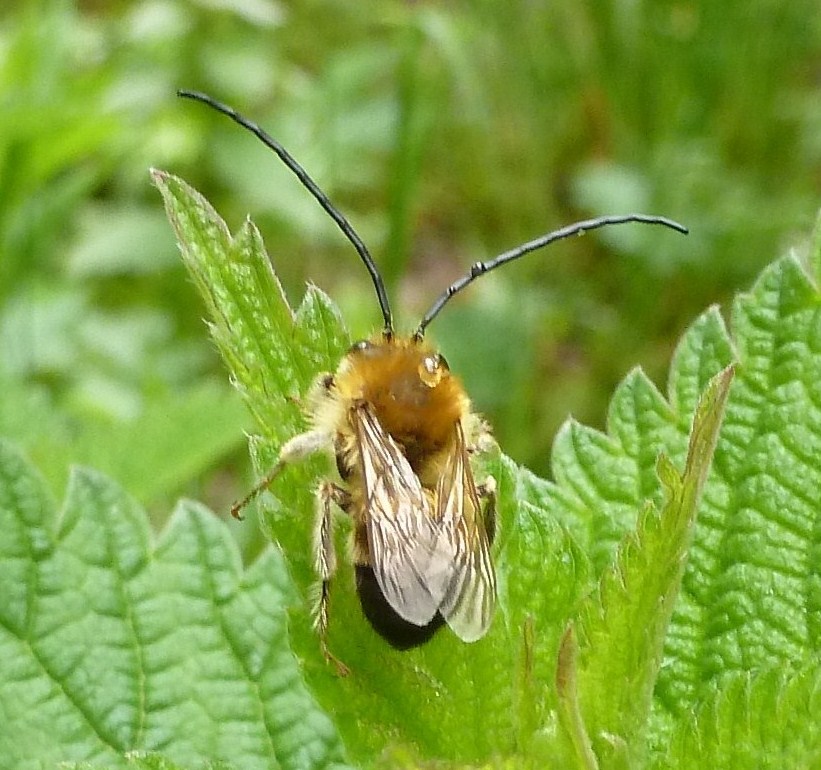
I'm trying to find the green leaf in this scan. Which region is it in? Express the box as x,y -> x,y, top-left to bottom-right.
152,167 -> 348,618
557,365 -> 733,767
540,247 -> 821,763
656,253 -> 821,737
0,440 -> 350,770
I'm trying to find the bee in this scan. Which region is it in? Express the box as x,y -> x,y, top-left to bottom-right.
179,90 -> 687,673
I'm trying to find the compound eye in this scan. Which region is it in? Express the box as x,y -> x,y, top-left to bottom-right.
347,339 -> 373,356
418,353 -> 447,387
423,353 -> 449,372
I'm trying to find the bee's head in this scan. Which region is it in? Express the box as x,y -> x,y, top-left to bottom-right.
347,337 -> 449,384
336,336 -> 467,462
342,337 -> 455,403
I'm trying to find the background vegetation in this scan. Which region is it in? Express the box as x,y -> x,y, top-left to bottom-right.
2,0 -> 820,538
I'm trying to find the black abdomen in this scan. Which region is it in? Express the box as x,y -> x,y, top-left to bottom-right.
355,565 -> 444,649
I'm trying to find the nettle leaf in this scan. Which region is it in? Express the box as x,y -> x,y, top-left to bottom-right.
151,170 -> 819,768
0,440 -> 350,770
554,366 -> 734,768
537,233 -> 821,761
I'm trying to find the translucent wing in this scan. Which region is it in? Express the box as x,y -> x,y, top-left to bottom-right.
352,403 -> 456,625
436,421 -> 496,641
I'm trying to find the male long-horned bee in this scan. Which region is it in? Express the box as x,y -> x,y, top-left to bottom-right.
179,90 -> 688,672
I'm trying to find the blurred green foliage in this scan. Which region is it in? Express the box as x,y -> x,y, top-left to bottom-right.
2,0 -> 820,529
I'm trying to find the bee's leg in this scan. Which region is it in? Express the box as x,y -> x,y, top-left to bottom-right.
231,372 -> 336,519
314,480 -> 352,676
230,428 -> 330,519
476,475 -> 497,545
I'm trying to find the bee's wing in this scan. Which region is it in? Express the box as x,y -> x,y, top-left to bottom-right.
353,404 -> 455,626
436,421 -> 496,642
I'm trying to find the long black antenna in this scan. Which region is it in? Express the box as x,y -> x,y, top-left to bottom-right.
178,89 -> 394,336
415,214 -> 688,339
